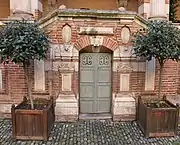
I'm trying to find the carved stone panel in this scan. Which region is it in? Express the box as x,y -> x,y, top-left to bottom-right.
117,62 -> 133,72
113,62 -> 146,72
53,62 -> 78,71
51,44 -> 76,59
121,27 -> 130,44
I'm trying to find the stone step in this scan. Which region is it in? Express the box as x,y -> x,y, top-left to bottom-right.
79,113 -> 112,120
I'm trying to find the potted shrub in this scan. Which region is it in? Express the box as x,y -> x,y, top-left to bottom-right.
0,20 -> 54,141
133,20 -> 180,137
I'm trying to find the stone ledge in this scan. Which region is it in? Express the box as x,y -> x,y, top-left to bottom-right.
55,115 -> 78,122
113,114 -> 135,121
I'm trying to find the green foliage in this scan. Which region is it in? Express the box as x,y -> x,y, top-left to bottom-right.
133,20 -> 180,64
133,20 -> 180,98
0,20 -> 49,65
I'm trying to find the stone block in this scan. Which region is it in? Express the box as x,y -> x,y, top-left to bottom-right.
55,97 -> 78,122
112,95 -> 136,121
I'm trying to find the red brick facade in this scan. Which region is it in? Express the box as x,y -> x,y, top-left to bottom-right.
0,0 -> 180,121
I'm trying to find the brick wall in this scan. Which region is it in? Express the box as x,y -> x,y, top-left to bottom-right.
0,0 -> 10,18
1,10 -> 180,118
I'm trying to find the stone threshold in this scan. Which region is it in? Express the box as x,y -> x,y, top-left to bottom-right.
79,113 -> 112,120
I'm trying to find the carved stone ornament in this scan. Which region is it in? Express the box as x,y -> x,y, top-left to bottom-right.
53,62 -> 75,71
62,25 -> 72,44
117,62 -> 133,72
121,27 -> 130,44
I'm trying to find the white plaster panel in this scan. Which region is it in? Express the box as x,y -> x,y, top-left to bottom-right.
0,68 -> 2,89
62,25 -> 72,43
121,27 -> 130,44
34,60 -> 45,91
165,4 -> 169,17
120,74 -> 130,91
79,27 -> 113,35
61,73 -> 72,91
145,58 -> 155,91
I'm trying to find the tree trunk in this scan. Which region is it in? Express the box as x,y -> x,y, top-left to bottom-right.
23,62 -> 34,109
158,62 -> 164,98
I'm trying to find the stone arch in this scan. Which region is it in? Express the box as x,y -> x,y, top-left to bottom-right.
74,36 -> 118,51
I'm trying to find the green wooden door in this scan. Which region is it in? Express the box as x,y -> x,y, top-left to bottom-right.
80,53 -> 111,113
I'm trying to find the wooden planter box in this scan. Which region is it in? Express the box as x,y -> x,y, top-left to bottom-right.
137,96 -> 179,138
11,97 -> 55,141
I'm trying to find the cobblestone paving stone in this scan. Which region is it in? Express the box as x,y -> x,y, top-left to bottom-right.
0,119 -> 180,145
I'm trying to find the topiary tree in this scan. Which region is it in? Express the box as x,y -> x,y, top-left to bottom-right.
133,20 -> 180,98
0,20 -> 49,109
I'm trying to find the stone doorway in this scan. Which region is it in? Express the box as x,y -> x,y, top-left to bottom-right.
79,53 -> 112,118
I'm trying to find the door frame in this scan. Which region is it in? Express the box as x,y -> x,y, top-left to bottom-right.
78,52 -> 113,116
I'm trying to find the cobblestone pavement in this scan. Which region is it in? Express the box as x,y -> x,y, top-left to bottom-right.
0,119 -> 180,145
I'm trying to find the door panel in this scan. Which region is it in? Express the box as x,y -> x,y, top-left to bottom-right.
97,100 -> 111,113
97,86 -> 111,98
80,53 -> 111,114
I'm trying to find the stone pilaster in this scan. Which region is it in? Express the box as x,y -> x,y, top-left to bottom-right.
31,0 -> 43,19
10,0 -> 31,14
10,0 -> 43,20
150,0 -> 167,20
138,0 -> 151,19
145,57 -> 155,91
145,0 -> 166,92
34,60 -> 45,91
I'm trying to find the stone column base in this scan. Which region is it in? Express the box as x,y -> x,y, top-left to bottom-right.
55,95 -> 78,122
112,93 -> 136,121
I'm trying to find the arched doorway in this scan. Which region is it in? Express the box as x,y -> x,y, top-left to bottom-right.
74,36 -> 118,118
79,46 -> 112,115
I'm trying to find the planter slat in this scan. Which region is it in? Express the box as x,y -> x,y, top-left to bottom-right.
137,96 -> 179,137
11,97 -> 55,141
15,110 -> 44,114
